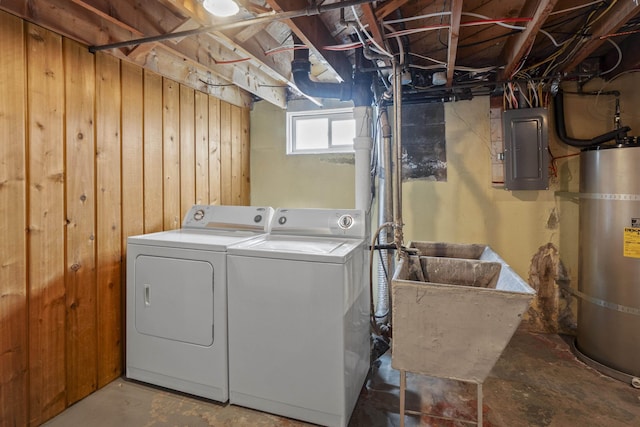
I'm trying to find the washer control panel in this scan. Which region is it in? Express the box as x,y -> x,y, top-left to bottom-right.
271,208 -> 365,238
182,205 -> 273,231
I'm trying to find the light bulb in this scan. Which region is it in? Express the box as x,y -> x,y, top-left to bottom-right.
203,0 -> 239,17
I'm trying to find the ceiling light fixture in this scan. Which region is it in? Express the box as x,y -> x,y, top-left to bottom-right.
203,0 -> 239,17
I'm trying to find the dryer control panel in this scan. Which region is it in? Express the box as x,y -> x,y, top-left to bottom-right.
182,205 -> 273,232
270,208 -> 365,238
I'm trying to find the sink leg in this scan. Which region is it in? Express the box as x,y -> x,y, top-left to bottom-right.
400,370 -> 406,427
477,382 -> 483,426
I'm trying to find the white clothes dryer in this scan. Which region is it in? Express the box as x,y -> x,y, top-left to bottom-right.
126,205 -> 272,402
227,208 -> 370,427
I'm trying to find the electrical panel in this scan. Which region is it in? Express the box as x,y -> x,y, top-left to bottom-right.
503,108 -> 549,191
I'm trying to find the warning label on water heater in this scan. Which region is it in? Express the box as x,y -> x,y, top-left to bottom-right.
623,227 -> 640,258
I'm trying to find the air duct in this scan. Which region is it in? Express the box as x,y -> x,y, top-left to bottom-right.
291,55 -> 352,102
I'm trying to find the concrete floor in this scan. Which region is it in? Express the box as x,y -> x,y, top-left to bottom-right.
45,329 -> 640,427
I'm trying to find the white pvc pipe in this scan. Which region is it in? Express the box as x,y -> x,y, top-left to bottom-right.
353,106 -> 373,212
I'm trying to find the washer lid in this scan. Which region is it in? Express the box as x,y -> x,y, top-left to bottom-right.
127,228 -> 266,251
228,235 -> 363,263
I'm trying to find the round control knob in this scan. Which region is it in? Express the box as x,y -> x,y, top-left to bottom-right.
193,209 -> 205,221
338,214 -> 354,229
254,214 -> 263,223
278,216 -> 287,225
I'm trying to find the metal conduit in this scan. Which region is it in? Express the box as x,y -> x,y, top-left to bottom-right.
376,108 -> 394,321
392,60 -> 404,249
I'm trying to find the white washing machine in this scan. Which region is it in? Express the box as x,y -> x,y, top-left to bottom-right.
126,205 -> 273,402
227,208 -> 370,427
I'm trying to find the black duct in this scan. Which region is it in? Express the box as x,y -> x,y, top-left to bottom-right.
291,41 -> 373,107
553,89 -> 630,147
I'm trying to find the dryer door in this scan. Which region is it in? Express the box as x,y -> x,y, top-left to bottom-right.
134,255 -> 214,346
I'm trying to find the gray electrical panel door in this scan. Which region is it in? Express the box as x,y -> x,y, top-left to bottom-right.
503,108 -> 549,190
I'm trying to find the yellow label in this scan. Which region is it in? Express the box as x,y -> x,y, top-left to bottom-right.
623,227 -> 640,258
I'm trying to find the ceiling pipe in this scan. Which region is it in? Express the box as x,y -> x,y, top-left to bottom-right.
291,44 -> 352,101
553,89 -> 630,147
89,0 -> 378,52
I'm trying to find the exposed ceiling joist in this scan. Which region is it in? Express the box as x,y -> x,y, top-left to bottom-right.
360,4 -> 386,50
560,1 -> 640,73
375,0 -> 410,20
446,0 -> 463,87
265,0 -> 354,83
163,0 -> 292,83
3,0 -> 640,108
501,0 -> 559,79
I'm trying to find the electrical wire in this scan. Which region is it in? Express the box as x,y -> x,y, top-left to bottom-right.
350,5 -> 393,58
382,23 -> 404,65
549,0 -> 605,16
263,44 -> 308,55
600,38 -> 622,76
384,17 -> 533,38
382,11 -> 451,25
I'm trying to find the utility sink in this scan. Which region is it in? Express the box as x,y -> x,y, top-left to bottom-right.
392,241 -> 536,383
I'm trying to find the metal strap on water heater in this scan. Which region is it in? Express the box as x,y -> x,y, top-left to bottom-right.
560,284 -> 640,316
578,192 -> 640,201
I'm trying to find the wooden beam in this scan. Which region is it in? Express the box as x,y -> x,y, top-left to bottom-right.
446,0 -> 463,87
162,0 -> 293,90
265,0 -> 353,83
375,0 -> 410,20
560,1 -> 640,73
360,3 -> 385,50
501,0 -> 559,79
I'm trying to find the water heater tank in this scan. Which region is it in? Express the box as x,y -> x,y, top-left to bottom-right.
577,145 -> 640,384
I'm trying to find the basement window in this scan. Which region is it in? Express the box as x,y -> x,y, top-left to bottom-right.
286,108 -> 355,155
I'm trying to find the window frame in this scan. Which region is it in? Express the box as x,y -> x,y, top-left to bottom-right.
286,107 -> 356,155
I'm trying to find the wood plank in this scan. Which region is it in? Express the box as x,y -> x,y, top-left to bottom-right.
26,23 -> 66,425
219,101 -> 232,205
446,0 -> 463,87
143,70 -> 164,233
0,0 -> 259,108
120,61 -> 144,368
195,90 -> 209,205
501,0 -> 559,79
95,52 -> 123,388
231,105 -> 242,206
241,106 -> 251,206
136,43 -> 254,108
63,37 -> 98,406
121,61 -> 144,241
208,96 -> 221,205
180,84 -> 196,218
163,78 -> 181,229
0,11 -> 28,427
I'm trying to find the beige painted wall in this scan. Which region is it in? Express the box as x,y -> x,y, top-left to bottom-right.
402,96 -> 579,285
250,100 -> 356,209
250,72 -> 640,292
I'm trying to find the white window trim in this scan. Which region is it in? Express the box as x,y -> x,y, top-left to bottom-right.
286,107 -> 355,155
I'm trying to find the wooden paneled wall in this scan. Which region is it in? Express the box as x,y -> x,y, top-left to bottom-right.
0,11 -> 250,427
